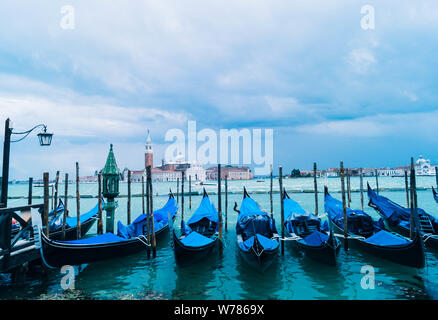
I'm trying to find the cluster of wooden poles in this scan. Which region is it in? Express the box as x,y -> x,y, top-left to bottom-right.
31,157 -> 430,258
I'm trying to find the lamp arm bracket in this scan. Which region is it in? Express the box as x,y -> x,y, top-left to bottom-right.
10,124 -> 47,143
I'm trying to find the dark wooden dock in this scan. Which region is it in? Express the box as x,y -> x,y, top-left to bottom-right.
0,203 -> 44,273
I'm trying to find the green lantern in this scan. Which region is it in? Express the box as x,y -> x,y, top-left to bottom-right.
101,144 -> 120,233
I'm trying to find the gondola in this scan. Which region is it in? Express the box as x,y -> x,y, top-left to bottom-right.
368,184 -> 438,251
40,196 -> 181,268
12,199 -> 99,241
325,187 -> 425,268
118,192 -> 178,242
41,231 -> 150,268
172,189 -> 220,265
283,190 -> 340,266
432,187 -> 438,204
235,188 -> 279,272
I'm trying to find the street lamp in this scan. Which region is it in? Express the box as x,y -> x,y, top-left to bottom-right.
1,118 -> 54,208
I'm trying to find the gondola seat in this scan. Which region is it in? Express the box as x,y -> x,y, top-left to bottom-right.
237,215 -> 273,241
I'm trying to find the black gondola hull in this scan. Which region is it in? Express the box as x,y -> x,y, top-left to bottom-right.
292,236 -> 340,266
331,221 -> 425,268
382,221 -> 438,252
41,233 -> 149,268
172,231 -> 219,266
237,245 -> 278,273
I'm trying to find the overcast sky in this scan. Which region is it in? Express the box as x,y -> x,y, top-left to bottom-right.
1,1 -> 438,179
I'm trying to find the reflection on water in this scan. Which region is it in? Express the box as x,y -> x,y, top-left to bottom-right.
2,177 -> 438,300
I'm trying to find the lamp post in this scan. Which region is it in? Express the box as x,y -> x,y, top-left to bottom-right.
1,118 -> 53,208
101,144 -> 120,234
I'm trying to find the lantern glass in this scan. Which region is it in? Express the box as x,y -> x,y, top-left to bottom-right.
37,132 -> 53,146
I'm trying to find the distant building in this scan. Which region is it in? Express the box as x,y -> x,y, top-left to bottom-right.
325,168 -> 339,177
79,175 -> 98,183
300,170 -> 323,177
206,166 -> 254,180
377,167 -> 403,177
362,168 -> 378,177
380,156 -> 436,176
145,130 -> 153,169
121,169 -> 145,182
152,154 -> 206,182
414,156 -> 436,176
122,131 -> 206,182
324,167 -> 377,177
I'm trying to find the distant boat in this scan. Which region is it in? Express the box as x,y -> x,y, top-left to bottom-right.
34,182 -> 55,188
256,179 -> 265,183
200,182 -> 217,186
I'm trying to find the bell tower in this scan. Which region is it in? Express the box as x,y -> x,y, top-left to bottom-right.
145,130 -> 153,169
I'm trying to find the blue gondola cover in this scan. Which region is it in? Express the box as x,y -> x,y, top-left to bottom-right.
180,231 -> 214,247
325,193 -> 373,229
238,234 -> 278,252
117,197 -> 177,239
300,231 -> 329,246
49,201 -> 101,232
237,196 -> 278,251
368,186 -> 438,228
61,232 -> 128,244
364,230 -> 410,246
186,195 -> 219,227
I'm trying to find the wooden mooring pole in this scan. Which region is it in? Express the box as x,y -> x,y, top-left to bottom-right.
28,177 -> 33,205
97,173 -> 103,235
76,162 -> 81,239
225,174 -> 228,232
279,166 -> 284,255
218,164 -> 223,254
375,169 -> 379,194
435,166 -> 438,189
142,175 -> 145,214
62,173 -> 68,240
360,168 -> 364,211
189,175 -> 192,210
147,166 -> 157,258
182,171 -> 185,231
405,170 -> 410,208
409,158 -> 419,240
347,173 -> 351,208
313,162 -> 318,216
340,162 -> 348,251
270,164 -> 273,219
177,178 -> 180,204
54,171 -> 59,210
127,170 -> 131,225
43,172 -> 49,238
145,169 -> 151,258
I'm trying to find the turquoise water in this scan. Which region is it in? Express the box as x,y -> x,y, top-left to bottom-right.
1,176 -> 438,300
